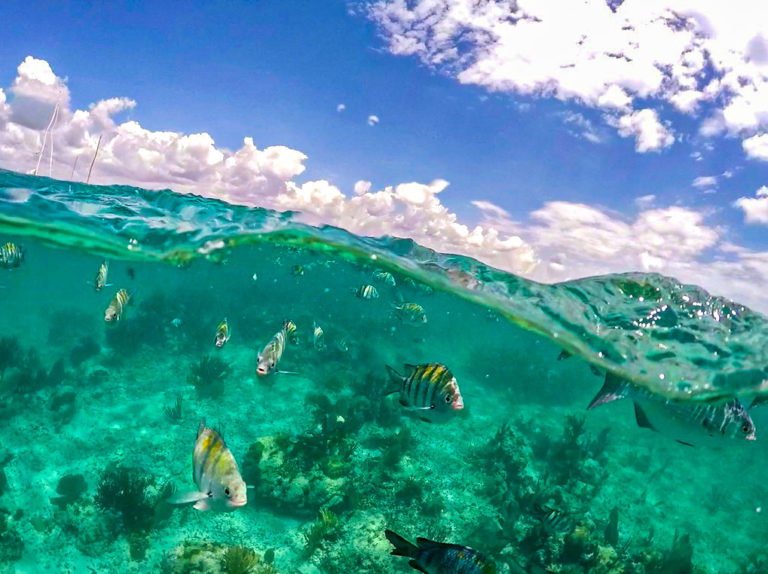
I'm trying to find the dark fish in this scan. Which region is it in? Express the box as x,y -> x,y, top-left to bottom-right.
126,267 -> 135,280
589,373 -> 756,446
534,504 -> 575,535
385,363 -> 463,423
385,529 -> 497,574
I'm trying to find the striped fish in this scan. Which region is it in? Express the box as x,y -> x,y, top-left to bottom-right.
385,529 -> 497,574
284,320 -> 299,345
354,284 -> 379,300
0,242 -> 23,269
93,260 -> 110,291
214,318 -> 229,348
104,288 -> 131,322
393,302 -> 427,324
372,270 -> 396,286
385,363 -> 464,423
167,419 -> 247,511
313,321 -> 325,350
534,504 -> 575,535
257,322 -> 295,376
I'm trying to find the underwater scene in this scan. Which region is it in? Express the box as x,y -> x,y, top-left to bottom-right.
1,168 -> 768,574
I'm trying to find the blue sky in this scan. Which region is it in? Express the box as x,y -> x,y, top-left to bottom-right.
0,0 -> 766,309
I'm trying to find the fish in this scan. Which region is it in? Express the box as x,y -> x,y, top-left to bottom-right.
533,504 -> 575,535
385,363 -> 464,423
257,322 -> 297,376
291,265 -> 305,276
167,419 -> 247,511
93,260 -> 111,291
313,321 -> 325,350
251,272 -> 258,281
588,372 -> 756,446
373,270 -> 396,286
336,337 -> 349,353
354,284 -> 379,300
214,318 -> 230,348
385,529 -> 497,574
393,302 -> 427,325
104,289 -> 131,322
0,242 -> 23,269
284,320 -> 299,345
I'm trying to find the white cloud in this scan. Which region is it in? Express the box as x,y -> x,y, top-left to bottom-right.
743,134 -> 768,161
336,103 -> 346,112
735,186 -> 768,224
560,111 -> 604,143
367,114 -> 379,126
634,194 -> 656,208
692,175 -> 718,189
0,56 -> 766,313
368,0 -> 768,159
613,109 -> 674,153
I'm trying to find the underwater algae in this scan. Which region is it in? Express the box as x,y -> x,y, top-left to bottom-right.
0,170 -> 767,572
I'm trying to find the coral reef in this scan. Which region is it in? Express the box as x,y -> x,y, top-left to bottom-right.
161,542 -> 279,574
301,508 -> 340,558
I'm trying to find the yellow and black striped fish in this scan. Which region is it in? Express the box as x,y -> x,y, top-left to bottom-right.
393,302 -> 427,324
534,504 -> 575,535
354,284 -> 379,300
313,321 -> 325,350
385,363 -> 464,423
167,418 -> 247,511
372,270 -> 396,286
257,322 -> 297,376
93,260 -> 110,291
104,288 -> 131,322
0,242 -> 23,269
214,318 -> 230,348
284,320 -> 299,345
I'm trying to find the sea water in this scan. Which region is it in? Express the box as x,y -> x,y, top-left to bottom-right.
0,169 -> 767,573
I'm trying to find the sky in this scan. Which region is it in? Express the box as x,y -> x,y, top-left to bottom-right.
0,0 -> 766,311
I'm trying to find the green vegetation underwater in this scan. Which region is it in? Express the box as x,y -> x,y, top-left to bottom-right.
1,168 -> 768,574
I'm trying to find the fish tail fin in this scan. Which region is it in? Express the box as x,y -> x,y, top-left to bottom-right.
587,372 -> 630,410
384,529 -> 417,558
385,365 -> 404,395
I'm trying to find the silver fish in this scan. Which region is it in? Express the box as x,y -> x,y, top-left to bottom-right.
589,373 -> 756,446
313,321 -> 325,350
385,363 -> 464,423
354,284 -> 379,300
393,302 -> 427,324
257,322 -> 294,376
104,289 -> 131,322
94,260 -> 111,291
167,419 -> 247,511
372,270 -> 396,286
214,318 -> 229,348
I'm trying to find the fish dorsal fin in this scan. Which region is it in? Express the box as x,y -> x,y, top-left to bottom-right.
557,349 -> 572,361
633,403 -> 656,430
407,560 -> 429,573
197,418 -> 207,438
587,373 -> 630,410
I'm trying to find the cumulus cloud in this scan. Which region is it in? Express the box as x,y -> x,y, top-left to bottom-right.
336,103 -> 346,112
0,56 -> 766,312
743,134 -> 768,161
368,0 -> 768,159
735,186 -> 768,224
367,114 -> 379,126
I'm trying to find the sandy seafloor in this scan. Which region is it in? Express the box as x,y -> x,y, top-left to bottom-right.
1,242 -> 768,574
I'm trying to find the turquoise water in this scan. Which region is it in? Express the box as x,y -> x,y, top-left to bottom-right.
1,169 -> 767,573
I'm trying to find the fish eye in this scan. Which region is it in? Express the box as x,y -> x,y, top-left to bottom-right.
224,487 -> 231,496
445,394 -> 452,403
742,423 -> 751,433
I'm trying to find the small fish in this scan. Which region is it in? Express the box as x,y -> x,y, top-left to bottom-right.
534,504 -> 575,535
588,372 -> 756,446
257,322 -> 296,376
284,320 -> 299,345
385,363 -> 464,423
394,302 -> 427,324
167,419 -> 247,511
93,260 -> 111,291
354,284 -> 379,300
0,242 -> 23,269
336,337 -> 349,353
373,270 -> 396,286
171,317 -> 183,328
291,265 -> 305,276
385,529 -> 497,574
104,289 -> 131,322
215,318 -> 230,348
313,321 -> 325,351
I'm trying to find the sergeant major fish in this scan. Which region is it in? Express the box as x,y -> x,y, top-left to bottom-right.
0,242 -> 23,269
385,363 -> 464,423
167,418 -> 247,511
214,318 -> 230,348
372,270 -> 396,286
589,372 -> 756,446
354,284 -> 379,300
104,289 -> 131,322
284,320 -> 299,345
257,322 -> 297,376
93,260 -> 111,291
394,302 -> 427,325
385,529 -> 496,574
313,321 -> 325,351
